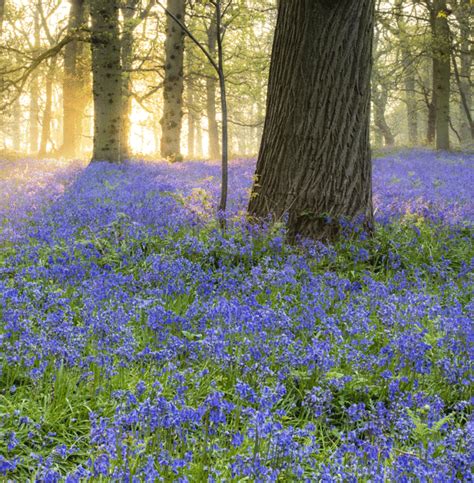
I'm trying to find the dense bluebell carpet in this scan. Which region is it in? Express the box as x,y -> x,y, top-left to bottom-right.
0,150 -> 472,481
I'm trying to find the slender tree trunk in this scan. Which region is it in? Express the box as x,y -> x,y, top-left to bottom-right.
187,82 -> 195,158
160,0 -> 185,160
456,0 -> 472,145
373,83 -> 395,146
0,0 -> 5,144
39,59 -> 56,156
404,61 -> 418,145
29,85 -> 39,154
206,16 -> 219,160
186,45 -> 196,159
55,98 -> 63,149
400,48 -> 418,145
62,0 -> 87,158
395,0 -> 418,144
12,97 -> 21,151
90,0 -> 122,162
249,0 -> 375,241
195,116 -> 203,157
425,58 -> 437,144
373,102 -> 383,147
120,0 -> 138,160
215,0 -> 228,215
427,100 -> 437,144
432,0 -> 451,150
28,7 -> 40,154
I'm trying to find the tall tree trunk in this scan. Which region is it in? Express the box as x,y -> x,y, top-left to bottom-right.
400,44 -> 418,145
249,0 -> 375,241
395,0 -> 418,144
120,0 -> 138,160
425,58 -> 437,144
206,16 -> 219,160
39,59 -> 56,156
456,0 -> 472,145
404,58 -> 418,145
160,0 -> 185,160
62,0 -> 86,158
186,47 -> 196,159
432,0 -> 451,150
90,0 -> 122,162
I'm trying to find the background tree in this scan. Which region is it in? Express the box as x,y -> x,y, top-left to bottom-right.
205,14 -> 219,160
372,22 -> 396,147
120,0 -> 154,159
61,0 -> 88,158
160,0 -> 185,160
394,0 -> 419,144
452,0 -> 473,146
37,0 -> 61,157
159,0 -> 230,213
432,0 -> 451,150
90,0 -> 122,162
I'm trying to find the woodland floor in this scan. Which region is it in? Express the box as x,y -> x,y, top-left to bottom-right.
0,149 -> 473,481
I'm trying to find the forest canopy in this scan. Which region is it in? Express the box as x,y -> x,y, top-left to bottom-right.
0,0 -> 471,159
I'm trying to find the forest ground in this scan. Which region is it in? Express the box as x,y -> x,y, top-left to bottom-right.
0,149 -> 472,481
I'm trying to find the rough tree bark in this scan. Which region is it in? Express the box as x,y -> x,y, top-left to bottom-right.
61,0 -> 87,158
248,0 -> 375,242
90,0 -> 122,162
432,0 -> 451,150
206,15 -> 219,160
160,0 -> 186,160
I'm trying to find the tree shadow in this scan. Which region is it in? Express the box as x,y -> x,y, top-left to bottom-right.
0,157 -> 257,246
